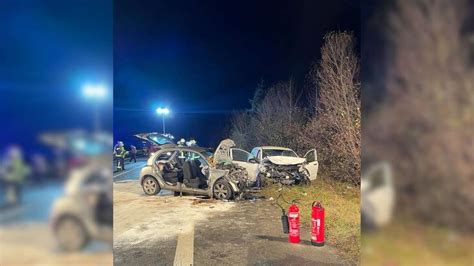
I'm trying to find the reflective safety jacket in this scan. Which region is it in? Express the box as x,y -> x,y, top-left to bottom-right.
115,146 -> 127,158
3,158 -> 30,183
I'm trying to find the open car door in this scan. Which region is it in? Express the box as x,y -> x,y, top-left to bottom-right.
134,132 -> 175,146
230,148 -> 259,182
304,149 -> 318,181
361,162 -> 394,228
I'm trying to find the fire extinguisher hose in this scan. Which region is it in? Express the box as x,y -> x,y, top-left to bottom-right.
276,192 -> 300,234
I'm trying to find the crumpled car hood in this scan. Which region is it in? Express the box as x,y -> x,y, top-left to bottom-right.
266,156 -> 306,165
214,139 -> 236,163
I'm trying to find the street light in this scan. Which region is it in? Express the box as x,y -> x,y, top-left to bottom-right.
82,84 -> 107,98
156,107 -> 170,134
82,83 -> 107,133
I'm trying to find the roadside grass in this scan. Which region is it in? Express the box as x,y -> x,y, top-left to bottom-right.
261,177 -> 360,262
362,220 -> 474,265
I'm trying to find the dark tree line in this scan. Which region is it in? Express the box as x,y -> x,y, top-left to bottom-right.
230,31 -> 361,185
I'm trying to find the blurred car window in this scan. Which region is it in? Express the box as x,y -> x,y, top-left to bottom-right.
156,151 -> 175,161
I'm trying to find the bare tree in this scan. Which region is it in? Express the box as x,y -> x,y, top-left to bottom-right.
254,80 -> 307,150
301,31 -> 361,184
230,80 -> 307,152
230,32 -> 361,185
365,0 -> 474,230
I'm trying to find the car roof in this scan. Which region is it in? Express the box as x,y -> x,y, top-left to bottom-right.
259,146 -> 293,151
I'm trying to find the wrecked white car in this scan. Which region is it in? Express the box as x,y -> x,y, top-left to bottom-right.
140,146 -> 245,200
214,139 -> 318,186
361,162 -> 395,230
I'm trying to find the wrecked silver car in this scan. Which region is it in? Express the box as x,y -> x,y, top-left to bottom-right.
214,139 -> 318,186
139,146 -> 244,200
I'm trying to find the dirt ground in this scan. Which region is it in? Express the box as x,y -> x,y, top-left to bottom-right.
113,181 -> 350,265
0,224 -> 112,265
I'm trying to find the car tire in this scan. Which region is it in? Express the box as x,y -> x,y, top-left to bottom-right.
142,176 -> 161,195
213,179 -> 233,200
54,216 -> 88,251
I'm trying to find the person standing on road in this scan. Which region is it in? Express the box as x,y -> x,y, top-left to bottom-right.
129,145 -> 137,163
0,146 -> 30,206
114,141 -> 127,171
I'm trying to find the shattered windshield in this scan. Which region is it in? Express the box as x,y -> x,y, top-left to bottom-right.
148,134 -> 174,145
262,149 -> 298,158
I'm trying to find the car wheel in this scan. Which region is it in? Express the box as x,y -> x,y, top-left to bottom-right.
54,216 -> 88,251
213,179 -> 233,200
142,176 -> 161,195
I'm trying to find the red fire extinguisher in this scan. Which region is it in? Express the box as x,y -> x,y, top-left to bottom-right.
311,201 -> 325,246
288,202 -> 300,244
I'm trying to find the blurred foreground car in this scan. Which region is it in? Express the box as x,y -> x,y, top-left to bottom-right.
361,162 -> 395,230
41,132 -> 113,251
140,146 -> 244,200
50,164 -> 112,250
214,139 -> 318,185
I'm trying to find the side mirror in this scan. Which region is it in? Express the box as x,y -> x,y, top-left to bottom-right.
248,158 -> 257,163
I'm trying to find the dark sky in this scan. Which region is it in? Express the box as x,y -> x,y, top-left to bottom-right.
114,0 -> 360,148
0,1 -> 112,156
0,1 -> 360,156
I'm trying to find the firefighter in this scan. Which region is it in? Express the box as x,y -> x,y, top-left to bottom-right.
114,141 -> 127,171
1,146 -> 30,206
177,138 -> 186,146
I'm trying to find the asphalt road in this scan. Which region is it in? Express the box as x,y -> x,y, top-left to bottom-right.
0,181 -> 63,225
113,181 -> 349,265
0,179 -> 111,264
113,158 -> 147,182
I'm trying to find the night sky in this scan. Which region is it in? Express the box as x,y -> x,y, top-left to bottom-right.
114,0 -> 360,148
1,1 -> 360,156
0,1 -> 112,156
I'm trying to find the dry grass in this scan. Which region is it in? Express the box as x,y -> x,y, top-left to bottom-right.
261,177 -> 360,262
362,220 -> 474,265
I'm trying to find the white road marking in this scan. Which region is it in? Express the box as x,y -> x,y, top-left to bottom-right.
173,224 -> 194,266
113,163 -> 145,178
114,179 -> 138,183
